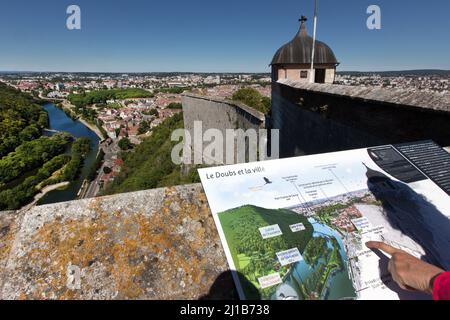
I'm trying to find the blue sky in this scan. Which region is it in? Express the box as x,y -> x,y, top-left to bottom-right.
0,0 -> 449,72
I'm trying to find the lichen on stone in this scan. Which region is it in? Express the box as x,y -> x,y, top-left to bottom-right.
0,184 -> 232,300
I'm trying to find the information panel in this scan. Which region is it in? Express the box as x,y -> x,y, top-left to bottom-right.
199,141 -> 450,300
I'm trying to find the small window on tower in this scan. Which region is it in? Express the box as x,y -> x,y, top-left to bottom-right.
300,71 -> 308,79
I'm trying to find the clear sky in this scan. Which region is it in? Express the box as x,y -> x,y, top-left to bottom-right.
0,0 -> 449,73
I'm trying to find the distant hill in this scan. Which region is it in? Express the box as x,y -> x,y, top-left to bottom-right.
338,69 -> 450,77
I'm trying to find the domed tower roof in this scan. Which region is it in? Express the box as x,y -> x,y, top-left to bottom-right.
271,16 -> 338,66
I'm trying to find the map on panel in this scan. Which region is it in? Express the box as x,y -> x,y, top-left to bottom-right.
198,141 -> 450,300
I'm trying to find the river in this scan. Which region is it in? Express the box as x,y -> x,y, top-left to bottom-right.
273,218 -> 357,300
38,102 -> 100,205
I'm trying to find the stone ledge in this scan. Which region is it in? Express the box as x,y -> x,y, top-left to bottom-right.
0,184 -> 235,300
182,93 -> 266,122
278,79 -> 450,113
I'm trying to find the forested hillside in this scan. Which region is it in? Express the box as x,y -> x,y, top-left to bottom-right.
0,83 -> 92,210
0,82 -> 48,157
0,133 -> 72,186
102,112 -> 200,195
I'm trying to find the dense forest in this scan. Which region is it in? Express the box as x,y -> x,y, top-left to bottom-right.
0,82 -> 48,158
102,112 -> 199,195
218,205 -> 314,299
297,236 -> 349,299
0,133 -> 72,187
68,88 -> 153,108
0,137 -> 91,210
303,236 -> 329,266
0,83 -> 95,210
57,137 -> 91,182
219,205 -> 313,264
0,154 -> 70,210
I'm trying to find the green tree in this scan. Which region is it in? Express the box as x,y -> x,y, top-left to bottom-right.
138,120 -> 151,134
156,87 -> 187,94
68,88 -> 153,108
0,82 -> 49,157
0,133 -> 71,185
148,108 -> 159,117
232,87 -> 271,114
118,137 -> 134,150
0,154 -> 70,210
166,103 -> 182,109
115,127 -> 121,138
87,149 -> 105,181
59,137 -> 91,182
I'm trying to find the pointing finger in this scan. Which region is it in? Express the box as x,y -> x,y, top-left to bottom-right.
365,241 -> 399,255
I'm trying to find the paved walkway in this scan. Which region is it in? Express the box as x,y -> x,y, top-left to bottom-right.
19,182 -> 70,213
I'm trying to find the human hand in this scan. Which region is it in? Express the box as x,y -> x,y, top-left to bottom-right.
366,241 -> 444,294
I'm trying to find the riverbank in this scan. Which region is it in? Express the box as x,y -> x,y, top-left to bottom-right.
60,100 -> 105,141
19,182 -> 70,212
38,103 -> 100,206
78,117 -> 105,141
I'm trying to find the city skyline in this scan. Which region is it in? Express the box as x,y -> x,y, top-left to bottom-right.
1,0 -> 449,73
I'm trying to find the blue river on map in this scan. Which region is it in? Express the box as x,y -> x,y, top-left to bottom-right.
272,218 -> 356,300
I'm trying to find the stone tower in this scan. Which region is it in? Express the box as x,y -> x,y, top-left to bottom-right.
271,16 -> 339,84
